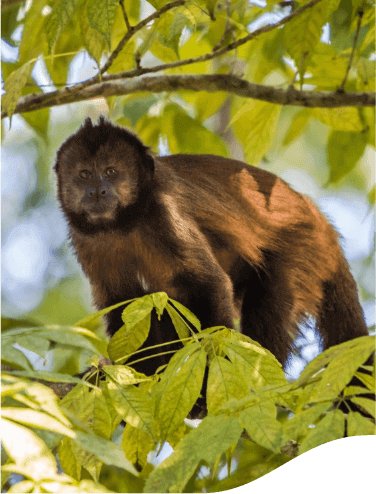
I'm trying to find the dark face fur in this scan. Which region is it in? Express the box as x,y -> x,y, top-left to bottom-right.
54,117 -> 154,232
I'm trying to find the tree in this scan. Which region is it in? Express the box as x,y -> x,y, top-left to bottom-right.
1,0 -> 375,492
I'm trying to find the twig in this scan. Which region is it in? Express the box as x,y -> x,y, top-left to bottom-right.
100,0 -> 185,76
288,51 -> 308,89
119,0 -> 132,31
43,0 -> 324,105
213,0 -> 233,51
98,0 -> 325,83
339,3 -> 364,92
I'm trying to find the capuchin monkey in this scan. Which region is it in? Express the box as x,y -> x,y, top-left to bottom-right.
54,117 -> 370,381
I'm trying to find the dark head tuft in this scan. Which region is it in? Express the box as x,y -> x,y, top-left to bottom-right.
77,116 -> 148,156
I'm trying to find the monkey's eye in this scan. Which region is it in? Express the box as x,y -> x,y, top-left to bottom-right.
105,167 -> 116,177
79,170 -> 91,179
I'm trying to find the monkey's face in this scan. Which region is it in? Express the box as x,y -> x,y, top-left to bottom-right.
55,139 -> 144,227
54,118 -> 155,232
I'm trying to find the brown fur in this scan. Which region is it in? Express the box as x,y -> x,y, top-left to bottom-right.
54,117 -> 369,375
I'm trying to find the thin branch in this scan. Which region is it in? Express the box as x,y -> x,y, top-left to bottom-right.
213,0 -> 233,51
100,0 -> 324,82
55,0 -> 324,104
339,3 -> 364,92
119,0 -> 132,31
99,0 -> 185,77
2,74 -> 374,119
289,51 -> 308,89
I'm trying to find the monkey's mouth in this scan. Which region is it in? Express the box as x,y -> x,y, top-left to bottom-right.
84,203 -> 117,221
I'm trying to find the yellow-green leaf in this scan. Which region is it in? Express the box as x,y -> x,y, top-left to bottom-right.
1,408 -> 75,438
164,104 -> 228,156
19,0 -> 47,64
108,314 -> 151,363
327,129 -> 368,183
121,424 -> 155,470
144,415 -> 243,493
283,109 -> 312,146
299,410 -> 345,454
240,404 -> 283,453
284,2 -> 328,65
79,0 -> 106,65
86,0 -> 118,49
231,100 -> 281,165
207,356 -> 250,414
156,347 -> 206,443
312,107 -> 364,131
2,61 -> 34,121
45,0 -> 80,54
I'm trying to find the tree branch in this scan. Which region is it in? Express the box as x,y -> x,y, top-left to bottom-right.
119,0 -> 132,32
99,0 -> 185,77
58,0 -> 324,101
339,2 -> 364,92
2,74 -> 374,119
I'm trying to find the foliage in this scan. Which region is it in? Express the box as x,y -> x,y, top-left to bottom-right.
1,0 -> 375,184
1,295 -> 375,492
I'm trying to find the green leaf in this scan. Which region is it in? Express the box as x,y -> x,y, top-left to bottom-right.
86,0 -> 119,49
206,0 -> 218,18
222,339 -> 287,391
152,292 -> 169,319
168,299 -> 201,331
327,130 -> 368,183
6,370 -> 95,387
282,403 -> 331,443
2,375 -> 73,426
310,336 -> 375,401
121,295 -> 154,329
108,314 -> 151,363
121,424 -> 155,471
156,347 -> 206,443
307,43 -> 348,89
368,185 -> 376,206
58,437 -> 82,480
144,415 -> 243,493
74,300 -> 131,331
347,412 -> 375,436
165,305 -> 191,341
106,380 -> 154,436
312,107 -> 364,131
164,104 -> 228,156
240,404 -> 283,453
350,397 -> 376,418
21,102 -> 50,141
299,410 -> 345,455
284,1 -> 328,65
19,0 -> 47,64
2,61 -> 34,121
207,356 -> 250,414
79,0 -> 106,65
231,100 -> 281,165
102,365 -> 150,385
283,110 -> 312,146
1,408 -> 75,438
45,0 -> 80,54
1,419 -> 57,481
1,1 -> 21,45
74,430 -> 139,475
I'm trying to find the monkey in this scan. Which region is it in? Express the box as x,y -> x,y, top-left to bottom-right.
54,116 -> 371,384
